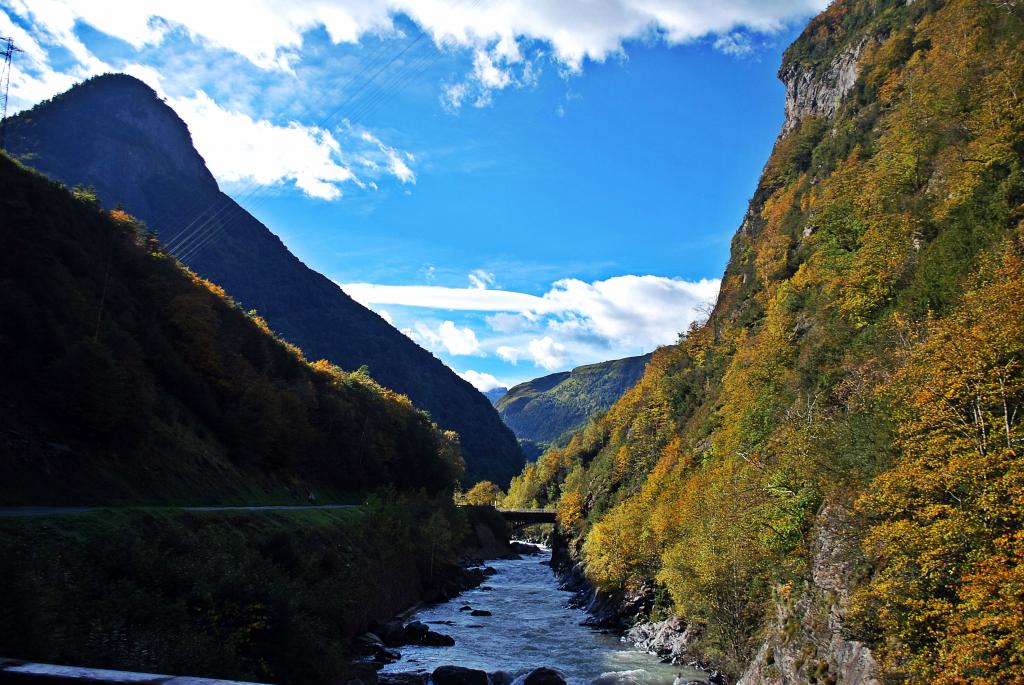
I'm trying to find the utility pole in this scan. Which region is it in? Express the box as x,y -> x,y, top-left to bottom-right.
1,37 -> 24,151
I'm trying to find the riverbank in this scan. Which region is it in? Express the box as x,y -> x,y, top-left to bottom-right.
548,533 -> 722,685
0,498 -> 506,685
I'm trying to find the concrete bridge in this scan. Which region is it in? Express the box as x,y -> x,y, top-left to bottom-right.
496,508 -> 557,528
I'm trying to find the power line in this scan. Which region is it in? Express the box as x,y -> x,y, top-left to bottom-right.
0,36 -> 24,151
166,0 -> 484,263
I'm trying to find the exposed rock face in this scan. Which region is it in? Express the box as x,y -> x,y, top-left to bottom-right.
779,38 -> 867,135
736,502 -> 880,685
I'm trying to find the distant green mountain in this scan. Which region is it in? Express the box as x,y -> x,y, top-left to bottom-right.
483,387 -> 508,405
4,74 -> 523,486
495,354 -> 651,446
0,153 -> 462,504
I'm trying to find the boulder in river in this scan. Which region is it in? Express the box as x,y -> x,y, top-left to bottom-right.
403,621 -> 430,644
523,667 -> 566,685
459,605 -> 473,612
470,609 -> 492,617
419,630 -> 456,646
488,671 -> 514,685
432,665 -> 489,685
373,620 -> 407,647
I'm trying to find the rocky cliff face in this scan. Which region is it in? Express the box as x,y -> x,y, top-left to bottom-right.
736,502 -> 880,685
779,37 -> 868,136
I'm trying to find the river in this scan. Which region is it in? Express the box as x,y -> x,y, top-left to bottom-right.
382,550 -> 708,685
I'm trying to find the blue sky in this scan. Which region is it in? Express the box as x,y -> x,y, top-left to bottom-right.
2,1 -> 826,390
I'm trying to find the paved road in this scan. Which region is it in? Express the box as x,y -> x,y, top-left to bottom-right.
0,504 -> 360,518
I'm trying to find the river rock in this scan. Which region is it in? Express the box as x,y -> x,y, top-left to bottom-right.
625,616 -> 693,662
483,566 -> 498,576
431,666 -> 489,685
419,630 -> 456,646
373,620 -> 407,647
403,621 -> 430,644
523,667 -> 566,685
470,609 -> 492,617
488,672 -> 515,685
510,542 -> 543,556
459,605 -> 473,612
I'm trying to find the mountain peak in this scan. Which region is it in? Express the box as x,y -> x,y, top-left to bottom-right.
10,73 -> 219,211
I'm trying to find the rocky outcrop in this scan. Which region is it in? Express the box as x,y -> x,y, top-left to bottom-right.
625,617 -> 694,664
779,38 -> 867,136
736,501 -> 879,685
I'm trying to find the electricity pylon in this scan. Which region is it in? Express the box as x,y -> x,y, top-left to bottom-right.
1,37 -> 24,151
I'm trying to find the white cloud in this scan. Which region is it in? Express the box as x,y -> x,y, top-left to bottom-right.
459,370 -> 506,392
341,282 -> 547,311
438,320 -> 482,355
541,274 -> 719,350
342,273 -> 720,371
405,320 -> 483,356
714,31 -> 755,57
170,89 -> 357,200
468,269 -> 496,290
496,345 -> 522,364
528,336 -> 567,371
10,0 -> 828,112
357,127 -> 416,184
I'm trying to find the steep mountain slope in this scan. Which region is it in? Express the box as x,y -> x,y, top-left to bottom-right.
508,0 -> 1024,681
5,74 -> 523,486
496,354 -> 651,446
0,153 -> 463,504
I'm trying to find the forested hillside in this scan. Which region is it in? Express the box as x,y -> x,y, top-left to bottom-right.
509,0 -> 1024,681
4,75 -> 523,486
0,153 -> 463,504
496,354 -> 651,450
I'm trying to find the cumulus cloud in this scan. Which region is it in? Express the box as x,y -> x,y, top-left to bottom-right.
343,273 -> 720,371
496,345 -> 522,364
541,275 -> 719,350
528,336 -> 567,370
170,90 -> 357,200
404,320 -> 483,356
459,370 -> 506,391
